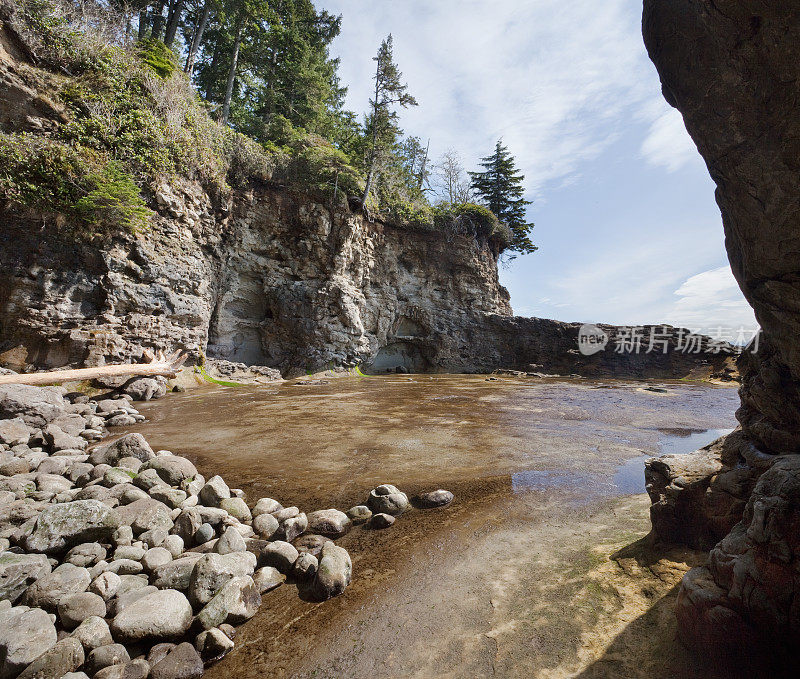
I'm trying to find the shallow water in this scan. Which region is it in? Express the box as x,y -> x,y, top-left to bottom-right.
612,427 -> 734,494
129,374 -> 737,509
123,374 -> 739,677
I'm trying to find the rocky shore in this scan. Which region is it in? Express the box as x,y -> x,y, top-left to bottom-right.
0,381 -> 450,679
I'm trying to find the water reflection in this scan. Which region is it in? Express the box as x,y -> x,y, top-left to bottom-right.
613,427 -> 734,494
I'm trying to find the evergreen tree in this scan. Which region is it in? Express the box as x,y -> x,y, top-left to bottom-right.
469,140 -> 536,254
361,34 -> 417,208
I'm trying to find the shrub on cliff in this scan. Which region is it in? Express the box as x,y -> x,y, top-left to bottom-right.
0,133 -> 150,236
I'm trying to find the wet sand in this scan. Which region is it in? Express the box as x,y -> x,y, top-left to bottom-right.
126,375 -> 741,677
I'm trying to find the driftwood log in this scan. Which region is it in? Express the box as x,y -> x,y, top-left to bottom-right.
0,350 -> 188,386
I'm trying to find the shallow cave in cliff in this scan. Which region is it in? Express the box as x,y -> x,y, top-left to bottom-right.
366,341 -> 429,374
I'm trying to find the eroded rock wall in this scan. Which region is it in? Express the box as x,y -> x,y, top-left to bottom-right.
0,182 -> 514,375
643,0 -> 800,655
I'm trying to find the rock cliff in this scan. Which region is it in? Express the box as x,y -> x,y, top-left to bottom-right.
643,0 -> 800,657
0,183 -> 730,379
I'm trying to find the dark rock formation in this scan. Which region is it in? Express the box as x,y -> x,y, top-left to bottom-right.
643,0 -> 800,656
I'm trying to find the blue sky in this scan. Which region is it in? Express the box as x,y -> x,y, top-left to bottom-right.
322,0 -> 756,333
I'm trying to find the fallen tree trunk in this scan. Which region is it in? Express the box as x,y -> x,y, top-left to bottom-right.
0,350 -> 188,386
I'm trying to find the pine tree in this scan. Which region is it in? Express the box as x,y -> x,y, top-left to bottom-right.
469,140 -> 536,254
361,35 -> 417,208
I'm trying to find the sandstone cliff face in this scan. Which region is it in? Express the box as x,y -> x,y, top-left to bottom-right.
0,181 -> 513,375
643,0 -> 800,655
1,183 -> 729,379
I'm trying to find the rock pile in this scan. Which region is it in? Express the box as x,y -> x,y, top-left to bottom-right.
0,383 -> 454,678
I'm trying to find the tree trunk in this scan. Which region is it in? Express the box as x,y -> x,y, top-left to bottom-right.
184,0 -> 211,76
151,1 -> 167,41
164,0 -> 185,48
137,9 -> 149,40
220,14 -> 244,127
361,58 -> 382,207
0,351 -> 187,387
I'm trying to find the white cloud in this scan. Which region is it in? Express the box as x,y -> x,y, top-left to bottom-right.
667,266 -> 757,330
324,0 -> 657,197
640,107 -> 699,172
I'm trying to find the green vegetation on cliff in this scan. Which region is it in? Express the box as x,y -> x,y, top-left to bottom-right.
0,0 -> 533,254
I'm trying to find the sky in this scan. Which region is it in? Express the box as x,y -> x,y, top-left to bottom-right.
322,0 -> 757,335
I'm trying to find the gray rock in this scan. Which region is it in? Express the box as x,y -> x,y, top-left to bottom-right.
195,506 -> 228,527
198,476 -> 230,508
115,574 -> 150,596
123,376 -> 168,401
89,571 -> 121,600
215,526 -> 246,554
146,643 -> 175,667
149,487 -> 187,509
0,457 -> 31,475
150,642 -> 203,679
16,637 -> 84,679
110,588 -> 193,642
195,575 -> 261,630
22,563 -> 90,612
115,498 -> 172,535
34,472 -> 73,494
90,434 -> 155,467
278,513 -> 307,543
0,606 -> 57,678
57,591 -> 106,629
162,535 -> 184,558
62,673 -> 90,679
0,385 -> 66,428
293,534 -> 332,558
104,559 -> 143,576
415,489 -> 454,508
140,456 -> 197,486
306,509 -> 351,538
104,467 -> 136,486
71,615 -> 112,650
195,627 -> 234,662
346,505 -> 372,524
219,497 -> 251,522
252,566 -> 285,593
251,497 -> 282,517
87,643 -> 130,674
171,509 -> 201,544
142,547 -> 173,571
94,659 -> 150,679
112,526 -> 134,546
23,500 -> 119,554
367,484 -> 409,516
116,456 -> 143,473
311,542 -> 352,600
369,513 -> 395,529
0,418 -> 30,447
291,552 -> 318,581
252,512 -> 279,539
194,522 -> 214,545
113,545 -> 146,561
151,554 -> 204,591
65,542 -> 107,568
139,528 -> 168,548
43,424 -> 88,452
107,585 -> 157,617
188,551 -> 257,607
0,552 -> 51,603
271,506 -> 299,522
105,415 -> 138,427
132,468 -> 168,492
260,541 -> 298,573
